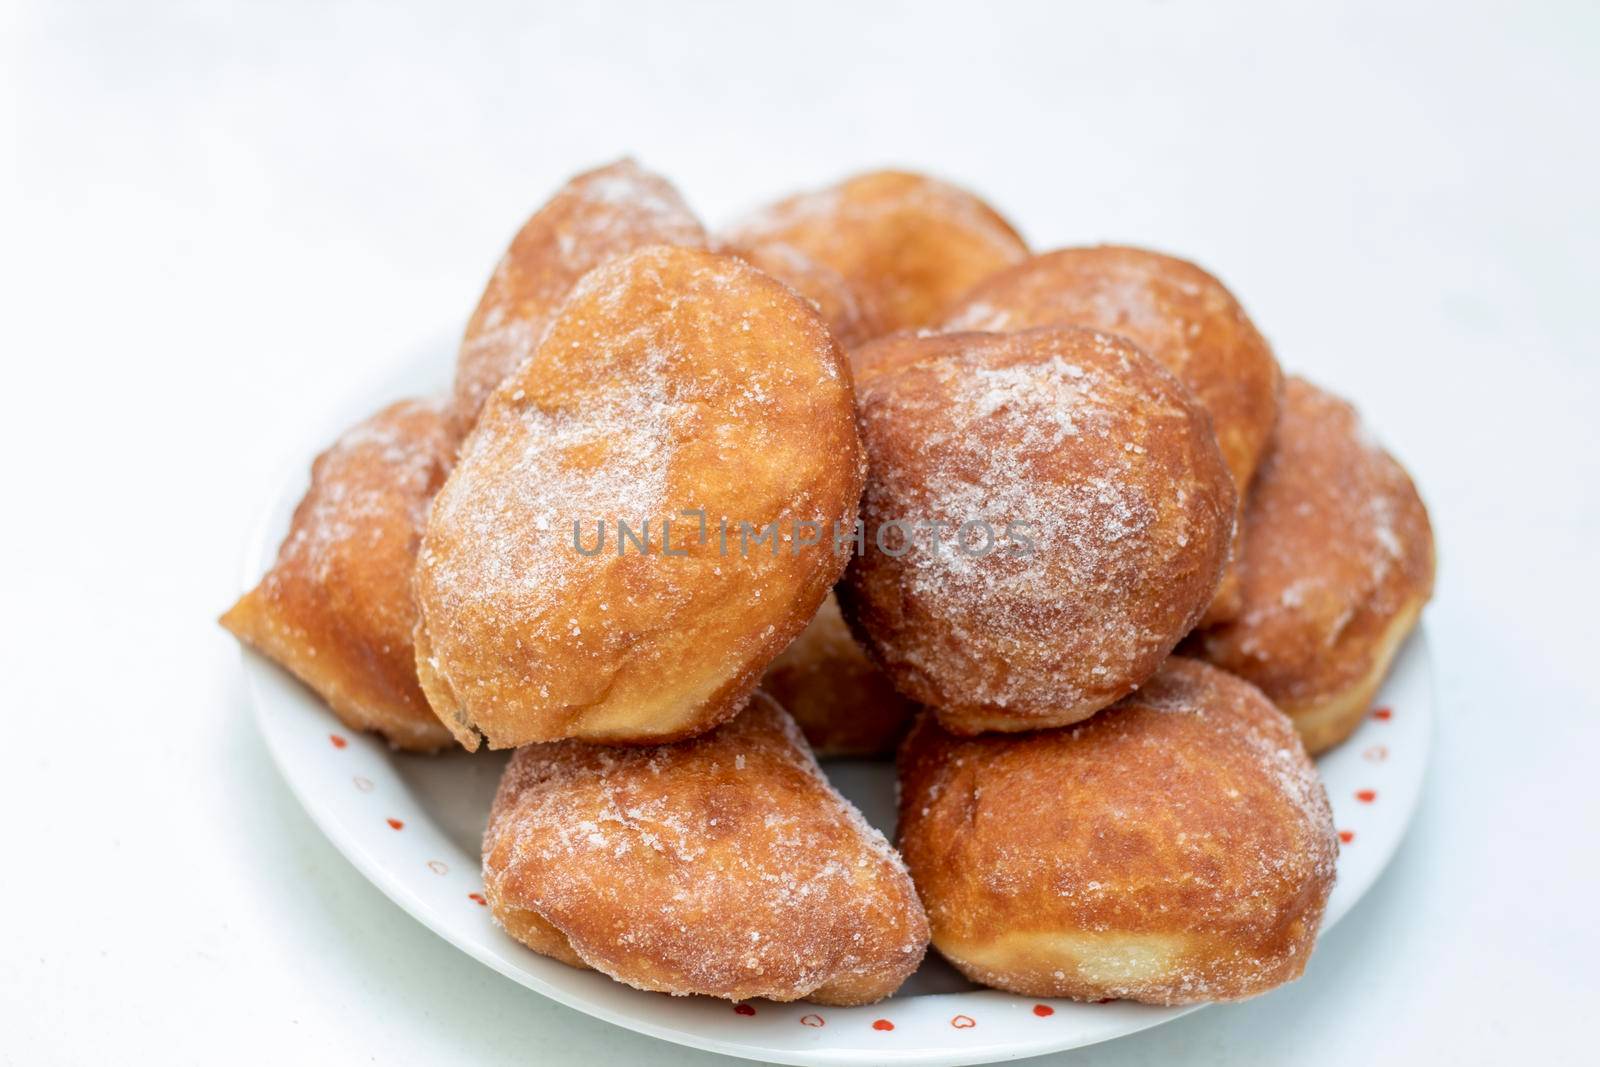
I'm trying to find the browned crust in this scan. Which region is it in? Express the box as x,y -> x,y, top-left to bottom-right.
759,591 -> 918,758
415,246 -> 866,748
726,170 -> 1028,335
1188,377 -> 1435,753
447,159 -> 707,438
482,694 -> 929,1003
849,328 -> 976,383
943,246 -> 1283,624
220,398 -> 455,751
839,327 -> 1234,732
718,239 -> 883,349
896,657 -> 1337,1004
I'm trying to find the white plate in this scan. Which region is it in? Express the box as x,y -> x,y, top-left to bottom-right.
238,340 -> 1436,1067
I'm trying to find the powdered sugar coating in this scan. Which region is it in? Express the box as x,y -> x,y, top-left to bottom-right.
897,656 -> 1337,1005
416,246 -> 864,749
943,246 -> 1282,625
221,397 -> 455,750
483,693 -> 929,1004
1189,377 -> 1434,750
448,159 -> 707,437
942,246 -> 1279,497
839,328 -> 1235,733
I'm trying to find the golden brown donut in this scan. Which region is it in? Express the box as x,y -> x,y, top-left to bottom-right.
483,692 -> 930,1004
839,328 -> 1235,734
759,591 -> 918,758
220,398 -> 455,751
415,245 -> 865,749
943,246 -> 1283,623
719,239 -> 881,349
897,657 -> 1337,1004
725,170 -> 1027,335
448,159 -> 706,438
1187,377 -> 1435,753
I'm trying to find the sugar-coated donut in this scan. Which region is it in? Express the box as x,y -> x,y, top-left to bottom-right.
839,328 -> 1235,734
448,159 -> 706,438
415,246 -> 864,749
760,591 -> 918,758
725,170 -> 1027,335
943,246 -> 1282,623
897,657 -> 1337,1004
221,398 -> 455,751
483,692 -> 930,1004
719,239 -> 880,349
1187,377 -> 1435,753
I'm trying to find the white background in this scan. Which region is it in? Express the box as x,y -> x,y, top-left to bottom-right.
4,1 -> 1598,1064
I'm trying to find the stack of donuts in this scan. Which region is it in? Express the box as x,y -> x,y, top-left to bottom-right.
223,161 -> 1435,1007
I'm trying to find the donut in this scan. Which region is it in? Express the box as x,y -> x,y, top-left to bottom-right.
897,657 -> 1337,1004
414,245 -> 865,749
447,159 -> 706,437
838,327 -> 1235,734
760,591 -> 918,758
220,398 -> 455,751
719,239 -> 880,349
725,170 -> 1027,335
942,246 -> 1282,623
482,692 -> 930,1004
1186,377 -> 1435,753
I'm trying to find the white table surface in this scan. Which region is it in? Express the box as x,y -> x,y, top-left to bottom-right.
4,2 -> 1597,1064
